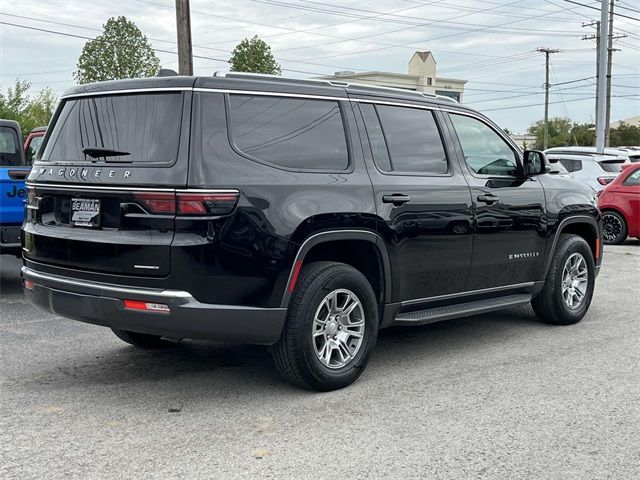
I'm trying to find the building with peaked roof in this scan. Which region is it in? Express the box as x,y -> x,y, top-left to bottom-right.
610,115 -> 640,129
318,51 -> 467,103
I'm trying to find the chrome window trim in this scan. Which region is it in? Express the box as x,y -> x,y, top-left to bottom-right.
21,266 -> 193,299
354,97 -> 438,111
194,87 -> 347,103
60,87 -> 191,100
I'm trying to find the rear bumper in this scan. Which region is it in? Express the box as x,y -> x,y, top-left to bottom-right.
0,225 -> 22,253
22,266 -> 287,345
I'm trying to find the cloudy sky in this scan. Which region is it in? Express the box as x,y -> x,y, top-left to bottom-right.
1,0 -> 638,132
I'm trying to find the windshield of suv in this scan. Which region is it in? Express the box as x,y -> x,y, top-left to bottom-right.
0,126 -> 23,166
26,135 -> 44,165
40,92 -> 182,164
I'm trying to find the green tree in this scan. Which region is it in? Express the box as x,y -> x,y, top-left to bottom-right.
0,80 -> 57,135
610,122 -> 640,147
527,117 -> 573,149
570,122 -> 595,147
74,16 -> 160,84
228,36 -> 281,75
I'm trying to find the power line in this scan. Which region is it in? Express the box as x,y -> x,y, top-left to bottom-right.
562,0 -> 640,21
482,94 -> 639,112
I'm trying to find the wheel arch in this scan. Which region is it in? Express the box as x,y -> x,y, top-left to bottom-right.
543,215 -> 601,278
280,230 -> 392,307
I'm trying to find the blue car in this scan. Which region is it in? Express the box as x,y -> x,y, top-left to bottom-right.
0,120 -> 30,255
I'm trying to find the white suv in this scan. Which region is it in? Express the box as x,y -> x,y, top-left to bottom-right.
546,153 -> 623,191
545,146 -> 640,163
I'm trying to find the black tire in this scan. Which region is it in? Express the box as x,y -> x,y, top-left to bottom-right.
111,328 -> 172,349
272,261 -> 379,391
532,234 -> 595,325
602,210 -> 628,245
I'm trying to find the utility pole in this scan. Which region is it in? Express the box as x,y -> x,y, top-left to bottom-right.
582,21 -> 600,144
537,48 -> 560,150
596,0 -> 609,153
604,0 -> 627,146
175,0 -> 193,75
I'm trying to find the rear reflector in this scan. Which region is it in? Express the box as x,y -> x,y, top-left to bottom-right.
123,300 -> 170,313
24,280 -> 34,290
595,238 -> 601,259
287,260 -> 303,293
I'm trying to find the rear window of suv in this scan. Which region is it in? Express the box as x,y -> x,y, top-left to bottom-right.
40,92 -> 182,164
598,160 -> 624,172
228,94 -> 349,171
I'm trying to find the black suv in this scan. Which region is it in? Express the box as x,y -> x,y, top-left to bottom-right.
22,74 -> 602,390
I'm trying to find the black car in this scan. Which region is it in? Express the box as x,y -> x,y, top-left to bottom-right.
22,73 -> 602,390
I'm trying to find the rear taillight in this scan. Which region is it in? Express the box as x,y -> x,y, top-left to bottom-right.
123,300 -> 170,313
134,192 -> 176,214
177,192 -> 239,215
133,191 -> 238,216
597,177 -> 612,186
24,280 -> 34,290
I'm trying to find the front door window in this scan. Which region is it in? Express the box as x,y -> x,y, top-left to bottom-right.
450,114 -> 518,177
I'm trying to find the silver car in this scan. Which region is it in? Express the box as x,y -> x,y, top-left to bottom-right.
545,146 -> 640,163
546,153 -> 623,191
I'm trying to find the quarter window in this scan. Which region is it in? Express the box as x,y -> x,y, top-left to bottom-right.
558,159 -> 583,172
228,95 -> 349,171
370,104 -> 448,174
623,169 -> 640,186
359,103 -> 391,172
450,114 -> 518,176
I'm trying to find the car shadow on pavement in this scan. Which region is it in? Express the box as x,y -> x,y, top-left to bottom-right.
11,304 -> 549,399
0,255 -> 23,297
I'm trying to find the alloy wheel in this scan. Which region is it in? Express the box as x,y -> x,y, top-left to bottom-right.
561,253 -> 589,310
312,289 -> 365,369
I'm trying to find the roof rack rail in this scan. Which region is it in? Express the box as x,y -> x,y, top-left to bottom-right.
223,72 -> 346,88
343,82 -> 445,99
221,72 -> 459,104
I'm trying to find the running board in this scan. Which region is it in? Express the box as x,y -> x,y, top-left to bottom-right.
394,294 -> 532,325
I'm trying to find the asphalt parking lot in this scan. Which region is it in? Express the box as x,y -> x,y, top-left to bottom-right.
1,242 -> 639,479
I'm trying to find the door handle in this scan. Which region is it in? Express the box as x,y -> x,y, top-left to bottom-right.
477,194 -> 499,205
382,194 -> 411,206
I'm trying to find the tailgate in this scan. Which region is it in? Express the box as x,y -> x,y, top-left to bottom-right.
22,89 -> 191,276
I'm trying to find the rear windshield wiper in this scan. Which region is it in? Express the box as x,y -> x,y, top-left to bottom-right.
82,146 -> 132,162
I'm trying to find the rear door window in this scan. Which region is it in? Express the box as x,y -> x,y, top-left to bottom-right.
228,94 -> 349,171
373,104 -> 448,174
0,126 -> 23,166
41,92 -> 183,164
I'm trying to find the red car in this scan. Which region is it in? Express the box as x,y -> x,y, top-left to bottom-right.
23,126 -> 46,165
598,163 -> 640,244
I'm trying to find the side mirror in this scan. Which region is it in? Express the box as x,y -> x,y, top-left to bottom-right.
523,150 -> 550,176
